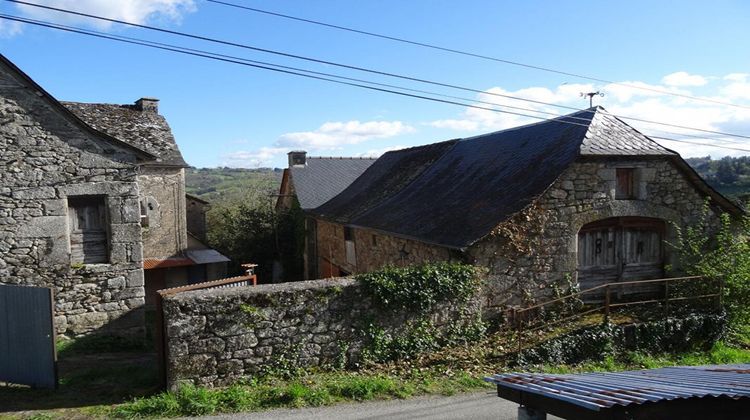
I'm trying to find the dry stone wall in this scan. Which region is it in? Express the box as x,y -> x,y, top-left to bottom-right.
162,277 -> 480,389
0,61 -> 145,337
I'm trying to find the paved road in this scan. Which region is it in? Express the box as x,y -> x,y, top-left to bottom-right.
198,391 -> 564,420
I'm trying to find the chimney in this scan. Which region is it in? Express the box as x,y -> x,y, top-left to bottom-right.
288,151 -> 307,167
134,97 -> 159,113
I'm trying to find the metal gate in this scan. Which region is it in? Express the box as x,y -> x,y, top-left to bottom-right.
0,284 -> 58,389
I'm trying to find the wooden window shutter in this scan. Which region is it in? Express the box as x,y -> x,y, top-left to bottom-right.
68,196 -> 109,264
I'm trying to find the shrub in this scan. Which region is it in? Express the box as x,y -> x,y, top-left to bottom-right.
357,262 -> 481,312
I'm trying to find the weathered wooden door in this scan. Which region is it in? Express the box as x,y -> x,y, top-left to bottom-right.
577,217 -> 665,292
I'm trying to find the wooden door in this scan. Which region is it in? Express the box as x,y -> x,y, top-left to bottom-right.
577,217 -> 665,292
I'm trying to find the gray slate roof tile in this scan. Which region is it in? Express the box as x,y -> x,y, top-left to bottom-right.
62,101 -> 187,167
310,107 -> 685,249
291,157 -> 377,210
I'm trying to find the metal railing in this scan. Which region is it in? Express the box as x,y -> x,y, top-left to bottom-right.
509,275 -> 723,355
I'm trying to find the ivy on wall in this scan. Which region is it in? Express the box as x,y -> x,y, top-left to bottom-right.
356,262 -> 482,313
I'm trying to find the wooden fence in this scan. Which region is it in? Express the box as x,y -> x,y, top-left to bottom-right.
509,276 -> 722,354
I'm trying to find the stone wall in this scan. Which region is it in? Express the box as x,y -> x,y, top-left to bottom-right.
186,195 -> 208,241
314,218 -> 454,276
312,157 -> 723,318
138,167 -> 188,258
0,60 -> 145,337
162,277 -> 480,389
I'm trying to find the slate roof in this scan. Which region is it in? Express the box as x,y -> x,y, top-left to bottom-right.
290,157 -> 376,210
62,101 -> 187,167
310,107 -> 736,249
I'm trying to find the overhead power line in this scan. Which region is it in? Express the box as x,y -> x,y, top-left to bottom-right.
206,0 -> 750,111
5,14 -> 750,154
6,0 -> 750,142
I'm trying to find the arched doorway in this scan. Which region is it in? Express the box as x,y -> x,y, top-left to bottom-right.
577,217 -> 666,291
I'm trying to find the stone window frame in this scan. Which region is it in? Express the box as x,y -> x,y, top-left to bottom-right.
67,195 -> 110,265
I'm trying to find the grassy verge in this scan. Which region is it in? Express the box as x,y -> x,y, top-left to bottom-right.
108,340 -> 750,419
111,371 -> 488,418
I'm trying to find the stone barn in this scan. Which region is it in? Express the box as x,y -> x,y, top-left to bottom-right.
310,107 -> 742,315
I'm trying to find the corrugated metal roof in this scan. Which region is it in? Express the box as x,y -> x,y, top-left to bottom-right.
143,257 -> 194,270
186,249 -> 231,265
290,157 -> 376,210
485,364 -> 750,411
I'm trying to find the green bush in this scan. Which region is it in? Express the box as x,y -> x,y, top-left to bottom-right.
671,203 -> 750,338
357,262 -> 481,312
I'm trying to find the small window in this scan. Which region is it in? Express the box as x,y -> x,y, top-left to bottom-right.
615,168 -> 636,200
140,200 -> 149,227
68,196 -> 109,264
372,234 -> 377,246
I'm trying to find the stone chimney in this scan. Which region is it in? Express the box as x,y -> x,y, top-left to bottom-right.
134,97 -> 159,113
288,151 -> 307,167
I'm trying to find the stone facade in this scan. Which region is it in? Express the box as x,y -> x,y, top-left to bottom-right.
315,219 -> 454,276
0,59 -> 146,337
186,194 -> 208,241
138,167 -> 188,259
313,157 -> 724,317
162,278 -> 480,389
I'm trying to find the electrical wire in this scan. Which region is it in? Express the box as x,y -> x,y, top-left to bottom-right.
6,0 -> 750,142
3,13 -> 750,153
206,0 -> 750,111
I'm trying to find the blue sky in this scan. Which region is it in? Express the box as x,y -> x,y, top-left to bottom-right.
2,0 -> 750,168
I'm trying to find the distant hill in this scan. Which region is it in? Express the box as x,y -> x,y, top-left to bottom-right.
685,156 -> 750,202
185,167 -> 283,204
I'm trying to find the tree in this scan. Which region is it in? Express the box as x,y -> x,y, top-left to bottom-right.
671,203 -> 750,340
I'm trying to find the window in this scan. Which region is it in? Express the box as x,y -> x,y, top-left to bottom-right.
344,226 -> 356,266
68,196 -> 109,264
615,168 -> 636,200
139,200 -> 149,227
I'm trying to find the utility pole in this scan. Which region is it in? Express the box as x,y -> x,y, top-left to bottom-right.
581,91 -> 604,107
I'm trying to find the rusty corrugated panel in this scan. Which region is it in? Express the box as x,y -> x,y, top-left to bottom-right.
143,257 -> 194,270
485,364 -> 750,411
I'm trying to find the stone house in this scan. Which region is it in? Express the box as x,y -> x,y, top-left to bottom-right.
310,107 -> 742,316
0,54 -> 152,337
276,151 -> 376,279
0,53 -> 228,337
63,97 -> 229,307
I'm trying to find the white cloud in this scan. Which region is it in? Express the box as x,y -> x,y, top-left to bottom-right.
662,71 -> 708,87
429,119 -> 479,131
220,147 -> 286,168
724,73 -> 749,83
425,73 -> 750,159
355,145 -> 407,158
13,0 -> 196,32
222,120 -> 414,167
277,120 -> 414,150
0,19 -> 23,38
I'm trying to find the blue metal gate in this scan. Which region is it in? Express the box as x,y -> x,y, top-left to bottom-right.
0,284 -> 57,389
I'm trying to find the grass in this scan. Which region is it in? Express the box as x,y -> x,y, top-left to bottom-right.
5,320 -> 750,419
109,370 -> 490,418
